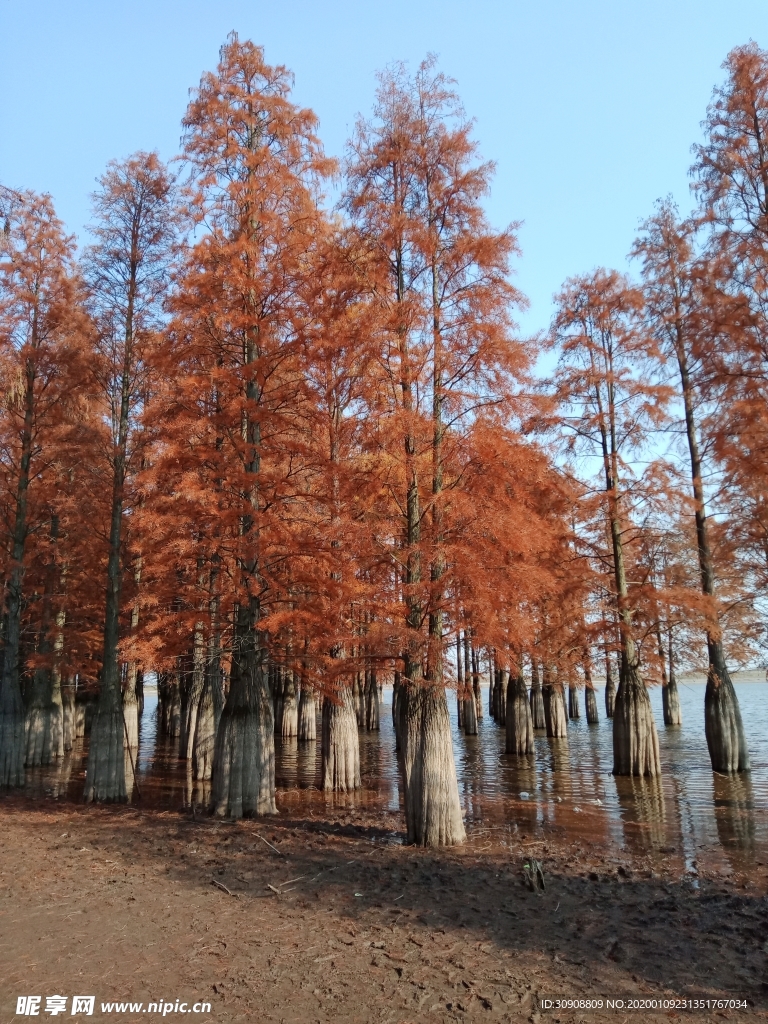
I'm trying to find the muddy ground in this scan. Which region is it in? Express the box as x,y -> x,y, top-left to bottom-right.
0,794 -> 766,1024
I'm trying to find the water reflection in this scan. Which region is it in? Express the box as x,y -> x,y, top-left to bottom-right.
5,678 -> 768,871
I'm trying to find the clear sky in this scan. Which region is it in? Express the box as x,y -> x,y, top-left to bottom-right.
2,1 -> 767,335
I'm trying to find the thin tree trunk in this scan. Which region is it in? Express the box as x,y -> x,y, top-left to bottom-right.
281,668 -> 298,739
604,649 -> 616,718
364,666 -> 379,731
584,658 -> 599,725
662,629 -> 682,727
529,657 -> 546,729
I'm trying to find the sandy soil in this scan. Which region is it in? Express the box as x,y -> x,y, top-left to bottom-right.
0,795 -> 766,1024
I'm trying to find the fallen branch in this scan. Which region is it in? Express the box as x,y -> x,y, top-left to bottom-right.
253,833 -> 285,856
211,879 -> 234,896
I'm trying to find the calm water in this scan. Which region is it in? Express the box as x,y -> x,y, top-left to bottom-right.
18,677 -> 768,869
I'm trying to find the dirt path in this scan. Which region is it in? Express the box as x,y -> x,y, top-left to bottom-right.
0,796 -> 766,1023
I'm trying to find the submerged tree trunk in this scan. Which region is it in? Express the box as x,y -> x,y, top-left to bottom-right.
321,687 -> 361,791
568,685 -> 581,720
705,643 -> 749,772
506,671 -> 534,755
399,683 -> 465,846
662,632 -> 682,727
281,668 -> 298,739
604,651 -> 616,718
364,667 -> 379,731
585,685 -> 599,724
542,667 -> 567,739
468,635 -> 482,720
494,667 -> 508,726
123,663 -> 140,752
297,685 -> 316,741
613,653 -> 661,777
529,658 -> 546,729
463,689 -> 478,735
211,600 -> 276,817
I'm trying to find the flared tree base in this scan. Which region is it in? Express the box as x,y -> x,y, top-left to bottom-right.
400,685 -> 465,847
297,690 -> 317,741
543,686 -> 568,738
321,691 -> 361,792
25,703 -> 64,765
612,665 -> 660,777
0,699 -> 25,787
84,708 -> 128,803
662,679 -> 682,727
281,695 -> 298,739
193,693 -> 215,781
705,662 -> 749,772
530,685 -> 546,730
585,687 -> 599,725
211,703 -> 276,817
463,694 -> 478,735
506,675 -> 535,755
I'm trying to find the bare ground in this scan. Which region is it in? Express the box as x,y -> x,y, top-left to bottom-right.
0,794 -> 766,1024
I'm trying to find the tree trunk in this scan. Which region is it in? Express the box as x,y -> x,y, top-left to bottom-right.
613,654 -> 661,776
281,669 -> 298,739
399,683 -> 465,846
506,671 -> 534,755
123,662 -> 140,752
705,643 -> 749,772
662,633 -> 682,727
463,691 -> 478,735
321,687 -> 361,791
62,675 -> 76,751
568,685 -> 581,720
364,667 -> 379,731
529,659 -> 546,729
468,636 -> 482,719
604,652 -> 616,718
211,601 -> 276,817
297,685 -> 316,741
192,656 -> 223,783
84,691 -> 128,803
585,686 -> 599,724
392,673 -> 402,751
136,668 -> 144,716
543,668 -> 567,739
352,672 -> 366,728
494,668 -> 508,725
25,664 -> 64,766
672,311 -> 747,770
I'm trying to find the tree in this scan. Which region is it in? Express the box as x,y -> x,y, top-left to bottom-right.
82,152 -> 178,802
552,269 -> 666,776
169,34 -> 333,817
633,200 -> 749,769
0,192 -> 89,784
345,58 -> 529,843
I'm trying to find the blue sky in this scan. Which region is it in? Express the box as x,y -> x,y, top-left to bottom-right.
2,1 -> 767,335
